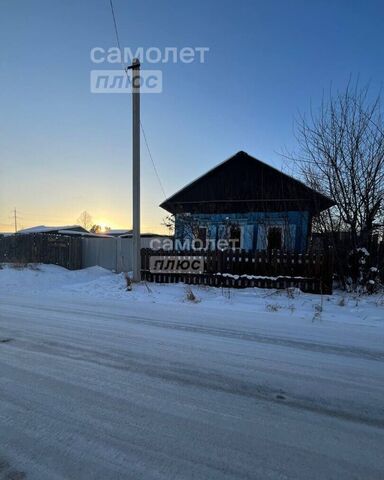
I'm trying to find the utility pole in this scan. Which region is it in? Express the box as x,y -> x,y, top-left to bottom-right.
13,208 -> 18,233
127,58 -> 141,282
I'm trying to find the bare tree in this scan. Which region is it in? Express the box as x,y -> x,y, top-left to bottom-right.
293,82 -> 384,248
291,81 -> 384,287
162,214 -> 176,235
77,211 -> 93,231
162,214 -> 201,241
90,224 -> 102,234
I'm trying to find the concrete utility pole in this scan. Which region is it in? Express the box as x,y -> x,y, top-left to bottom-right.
127,58 -> 141,282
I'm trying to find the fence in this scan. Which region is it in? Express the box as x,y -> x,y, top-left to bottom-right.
310,231 -> 384,284
82,236 -> 170,272
141,249 -> 334,294
82,237 -> 131,272
0,234 -> 82,270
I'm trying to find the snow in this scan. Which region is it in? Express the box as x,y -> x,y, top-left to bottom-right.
106,228 -> 132,235
357,247 -> 370,256
0,264 -> 382,326
1,264 -> 384,479
17,225 -> 84,234
57,229 -> 107,237
215,272 -> 310,280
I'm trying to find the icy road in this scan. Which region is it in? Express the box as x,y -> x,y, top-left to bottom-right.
1,281 -> 384,478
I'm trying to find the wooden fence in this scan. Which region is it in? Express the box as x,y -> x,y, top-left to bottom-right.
0,234 -> 82,270
141,249 -> 334,294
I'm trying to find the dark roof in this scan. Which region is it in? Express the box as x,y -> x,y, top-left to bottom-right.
160,151 -> 335,215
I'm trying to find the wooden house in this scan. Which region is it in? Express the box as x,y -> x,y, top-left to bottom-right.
160,151 -> 335,252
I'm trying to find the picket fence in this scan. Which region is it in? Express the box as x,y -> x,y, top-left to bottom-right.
141,248 -> 334,294
0,234 -> 82,270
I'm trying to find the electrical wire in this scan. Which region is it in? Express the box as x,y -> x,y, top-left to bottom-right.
109,0 -> 123,56
108,0 -> 167,199
140,122 -> 167,198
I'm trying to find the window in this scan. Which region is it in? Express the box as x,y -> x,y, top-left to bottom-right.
196,227 -> 207,245
267,226 -> 283,251
230,225 -> 241,249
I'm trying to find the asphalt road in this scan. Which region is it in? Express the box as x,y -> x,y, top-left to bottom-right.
0,294 -> 384,480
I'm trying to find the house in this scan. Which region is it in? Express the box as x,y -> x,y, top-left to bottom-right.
106,229 -> 133,237
160,151 -> 335,252
16,225 -> 98,237
105,229 -> 170,241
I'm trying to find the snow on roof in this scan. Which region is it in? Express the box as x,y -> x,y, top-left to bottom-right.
118,232 -> 167,238
93,229 -> 168,238
107,229 -> 133,235
17,225 -> 86,234
57,229 -> 109,238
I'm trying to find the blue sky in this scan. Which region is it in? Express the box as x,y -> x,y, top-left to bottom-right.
1,0 -> 383,232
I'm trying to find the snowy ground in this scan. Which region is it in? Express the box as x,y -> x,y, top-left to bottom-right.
0,264 -> 384,479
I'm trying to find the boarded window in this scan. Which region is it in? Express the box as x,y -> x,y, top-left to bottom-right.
197,227 -> 207,244
267,227 -> 283,251
230,225 -> 241,249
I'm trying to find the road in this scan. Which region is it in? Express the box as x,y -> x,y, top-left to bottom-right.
0,293 -> 384,479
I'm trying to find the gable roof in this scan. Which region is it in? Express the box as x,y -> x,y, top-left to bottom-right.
160,151 -> 335,215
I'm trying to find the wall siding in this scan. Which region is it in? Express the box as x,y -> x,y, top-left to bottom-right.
175,211 -> 310,252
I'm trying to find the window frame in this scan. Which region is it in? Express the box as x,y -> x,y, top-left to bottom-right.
229,224 -> 243,250
266,225 -> 284,251
196,226 -> 208,246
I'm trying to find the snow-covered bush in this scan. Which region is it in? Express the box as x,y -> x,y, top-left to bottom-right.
286,287 -> 301,299
266,303 -> 281,312
184,286 -> 200,303
347,248 -> 381,294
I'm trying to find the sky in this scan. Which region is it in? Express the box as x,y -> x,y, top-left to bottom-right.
1,0 -> 383,233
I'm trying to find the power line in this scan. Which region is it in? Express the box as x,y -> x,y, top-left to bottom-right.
109,0 -> 123,56
140,122 -> 167,198
108,0 -> 167,199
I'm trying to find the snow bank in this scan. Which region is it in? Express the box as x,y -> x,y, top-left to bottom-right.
0,264 -> 115,293
0,263 -> 383,326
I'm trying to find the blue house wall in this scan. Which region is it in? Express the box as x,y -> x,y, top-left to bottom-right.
175,211 -> 310,252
